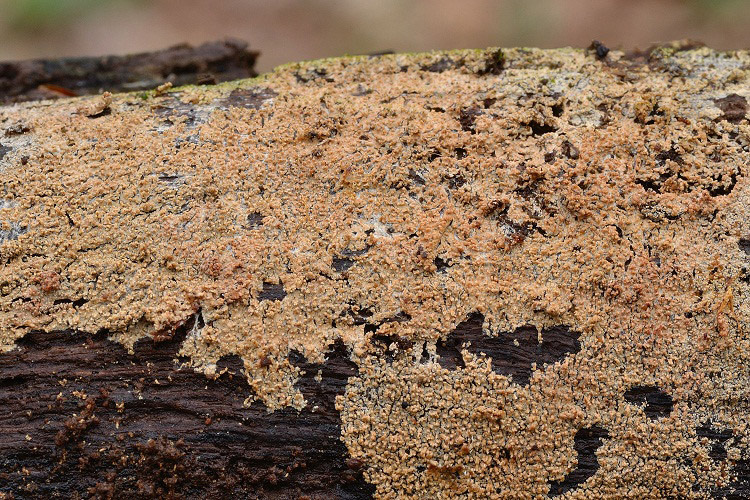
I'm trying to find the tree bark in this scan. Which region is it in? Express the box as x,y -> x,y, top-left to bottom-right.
0,322 -> 373,499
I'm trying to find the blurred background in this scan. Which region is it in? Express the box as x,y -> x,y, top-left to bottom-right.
1,0 -> 749,73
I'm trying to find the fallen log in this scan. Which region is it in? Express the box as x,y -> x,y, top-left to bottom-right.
0,39 -> 258,104
0,41 -> 749,499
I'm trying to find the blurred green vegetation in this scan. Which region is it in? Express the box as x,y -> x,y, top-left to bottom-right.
690,0 -> 745,9
4,0 -> 144,30
4,0 -> 748,32
688,0 -> 747,18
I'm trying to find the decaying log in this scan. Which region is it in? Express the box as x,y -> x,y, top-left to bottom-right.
0,39 -> 258,104
1,41 -> 750,499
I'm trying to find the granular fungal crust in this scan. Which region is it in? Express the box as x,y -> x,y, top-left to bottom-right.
1,45 -> 750,498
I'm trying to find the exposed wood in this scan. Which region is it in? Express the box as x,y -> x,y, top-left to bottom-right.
0,322 -> 372,499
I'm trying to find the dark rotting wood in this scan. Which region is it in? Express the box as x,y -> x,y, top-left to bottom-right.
0,39 -> 258,104
0,324 -> 373,499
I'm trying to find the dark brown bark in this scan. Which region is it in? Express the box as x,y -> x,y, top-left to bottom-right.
0,319 -> 373,499
0,39 -> 258,104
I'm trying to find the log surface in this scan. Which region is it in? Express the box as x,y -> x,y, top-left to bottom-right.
1,42 -> 750,499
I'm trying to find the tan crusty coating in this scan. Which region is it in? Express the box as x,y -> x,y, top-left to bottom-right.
1,45 -> 750,498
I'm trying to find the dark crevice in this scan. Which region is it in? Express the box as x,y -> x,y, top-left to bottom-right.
454,147 -> 467,159
369,334 -> 411,363
52,297 -> 88,308
548,426 -> 609,496
434,256 -> 451,273
697,420 -> 750,500
623,385 -> 674,420
655,147 -> 684,166
527,120 -> 557,137
444,173 -> 466,189
245,211 -> 264,229
215,354 -> 245,376
504,220 -> 539,245
635,173 -> 671,193
436,313 -> 581,385
708,171 -> 738,197
459,106 -> 482,134
154,103 -> 198,128
635,145 -> 691,193
333,246 -> 371,273
739,238 -> 750,255
258,282 -> 286,301
0,374 -> 27,388
0,144 -> 10,160
696,422 -> 734,461
86,107 -> 111,119
4,122 -> 30,136
649,103 -> 665,119
333,257 -> 356,273
383,311 -> 411,323
364,312 -> 412,358
194,308 -> 205,331
346,305 -> 373,326
288,340 -> 359,414
157,173 -> 182,183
